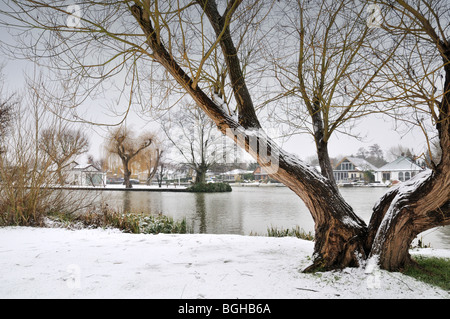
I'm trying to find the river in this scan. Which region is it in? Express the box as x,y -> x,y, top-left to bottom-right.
95,186 -> 450,249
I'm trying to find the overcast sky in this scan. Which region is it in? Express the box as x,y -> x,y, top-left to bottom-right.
0,3 -> 430,166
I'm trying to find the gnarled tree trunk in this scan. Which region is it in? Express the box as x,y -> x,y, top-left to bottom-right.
366,59 -> 450,271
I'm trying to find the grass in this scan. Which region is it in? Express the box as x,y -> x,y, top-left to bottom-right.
250,225 -> 315,241
47,205 -> 191,235
402,255 -> 450,291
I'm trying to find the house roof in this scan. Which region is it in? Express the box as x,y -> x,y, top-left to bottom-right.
72,164 -> 102,172
222,169 -> 252,175
377,156 -> 423,172
336,157 -> 378,171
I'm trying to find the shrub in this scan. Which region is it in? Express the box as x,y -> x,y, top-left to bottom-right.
47,205 -> 190,234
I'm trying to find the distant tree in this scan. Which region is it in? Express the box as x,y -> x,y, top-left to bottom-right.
267,0 -> 400,187
39,127 -> 89,185
0,98 -> 13,144
387,145 -> 416,162
134,142 -> 163,185
106,126 -> 153,189
155,160 -> 166,188
87,154 -> 107,172
0,66 -> 16,152
369,144 -> 383,159
161,103 -> 223,184
366,144 -> 387,167
356,147 -> 369,159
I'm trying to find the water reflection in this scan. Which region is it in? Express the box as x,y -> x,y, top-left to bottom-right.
195,193 -> 206,233
123,191 -> 131,213
97,187 -> 450,249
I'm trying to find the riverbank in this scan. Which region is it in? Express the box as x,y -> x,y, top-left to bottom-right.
0,227 -> 448,299
49,184 -> 189,192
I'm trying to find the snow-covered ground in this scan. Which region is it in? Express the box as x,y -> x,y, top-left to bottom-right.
0,227 -> 448,299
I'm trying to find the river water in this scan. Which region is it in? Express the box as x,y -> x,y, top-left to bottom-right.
96,186 -> 450,249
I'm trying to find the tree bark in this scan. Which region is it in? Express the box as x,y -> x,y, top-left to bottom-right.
273,150 -> 367,271
122,158 -> 132,189
310,97 -> 337,187
366,49 -> 450,271
195,164 -> 208,184
367,169 -> 450,270
195,0 -> 261,129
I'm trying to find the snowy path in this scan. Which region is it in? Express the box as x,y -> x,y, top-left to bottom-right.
0,227 -> 448,299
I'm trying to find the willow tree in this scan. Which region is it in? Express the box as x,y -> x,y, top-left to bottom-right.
1,0 -> 448,271
39,127 -> 89,185
106,126 -> 154,188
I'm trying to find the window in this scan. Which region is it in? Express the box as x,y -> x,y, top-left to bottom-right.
405,172 -> 410,180
334,172 -> 348,181
339,161 -> 353,171
399,172 -> 404,182
382,172 -> 391,181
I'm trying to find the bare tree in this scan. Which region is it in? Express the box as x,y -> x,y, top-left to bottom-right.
106,126 -> 153,188
2,0 -> 448,271
39,127 -> 89,185
161,102 -> 222,184
263,0 -> 404,187
0,98 -> 13,143
0,79 -> 97,226
0,65 -> 16,152
133,135 -> 163,185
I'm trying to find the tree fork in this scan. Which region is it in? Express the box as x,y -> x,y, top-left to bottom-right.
132,2 -> 371,271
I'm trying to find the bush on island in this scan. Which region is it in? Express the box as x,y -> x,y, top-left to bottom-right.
187,182 -> 232,193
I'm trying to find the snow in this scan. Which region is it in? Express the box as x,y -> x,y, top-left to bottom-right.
0,227 -> 448,299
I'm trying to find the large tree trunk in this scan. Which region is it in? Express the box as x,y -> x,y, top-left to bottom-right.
367,60 -> 450,271
367,168 -> 450,270
310,99 -> 337,188
273,150 -> 368,271
195,164 -> 207,184
315,138 -> 336,188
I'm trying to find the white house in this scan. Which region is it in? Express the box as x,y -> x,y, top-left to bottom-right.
333,157 -> 378,184
221,169 -> 252,182
375,156 -> 424,184
67,162 -> 107,187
